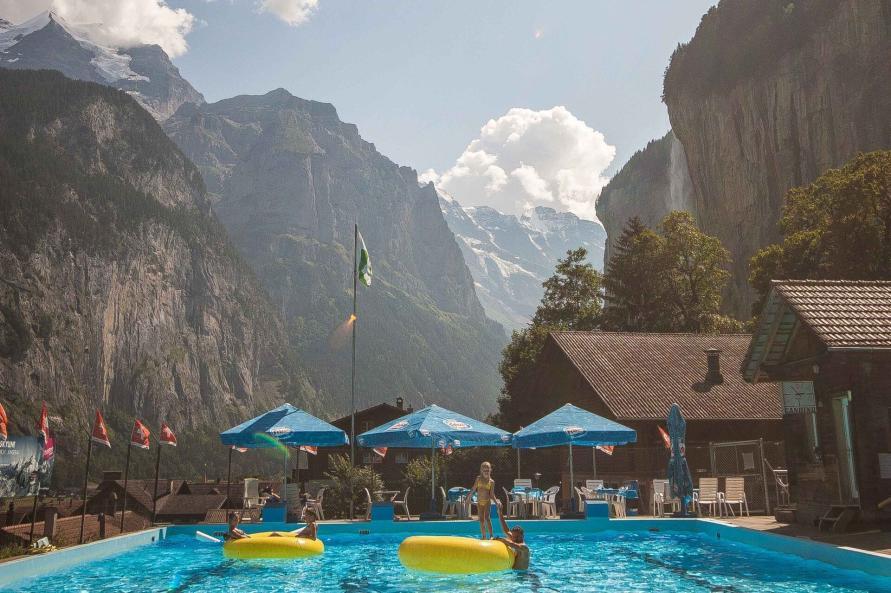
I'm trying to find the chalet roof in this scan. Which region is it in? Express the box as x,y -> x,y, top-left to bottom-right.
549,331 -> 782,421
743,280 -> 891,381
157,494 -> 227,517
97,479 -> 170,511
332,402 -> 406,427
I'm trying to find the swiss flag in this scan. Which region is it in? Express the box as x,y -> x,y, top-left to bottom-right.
299,445 -> 318,455
36,402 -> 49,442
372,447 -> 387,459
159,423 -> 177,447
92,411 -> 111,448
0,402 -> 8,440
130,420 -> 151,450
657,426 -> 672,450
596,445 -> 614,456
231,446 -> 247,453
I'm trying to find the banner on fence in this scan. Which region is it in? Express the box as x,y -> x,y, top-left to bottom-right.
0,436 -> 54,497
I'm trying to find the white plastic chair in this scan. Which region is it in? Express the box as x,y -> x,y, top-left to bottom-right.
304,487 -> 325,520
609,493 -> 627,518
363,487 -> 373,521
721,477 -> 749,517
696,478 -> 721,517
540,486 -> 559,518
503,487 -> 522,518
652,479 -> 668,517
585,480 -> 604,491
441,486 -> 458,518
393,487 -> 411,519
243,478 -> 260,509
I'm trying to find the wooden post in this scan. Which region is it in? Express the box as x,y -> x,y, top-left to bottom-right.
120,442 -> 132,533
78,435 -> 93,544
151,441 -> 163,524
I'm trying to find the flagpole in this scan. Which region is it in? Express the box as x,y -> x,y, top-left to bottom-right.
151,440 -> 162,525
349,222 -> 358,520
568,441 -> 574,513
120,442 -> 132,533
79,434 -> 93,544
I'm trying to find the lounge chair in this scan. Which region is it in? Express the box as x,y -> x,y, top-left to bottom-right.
721,477 -> 749,517
696,478 -> 720,517
393,487 -> 411,519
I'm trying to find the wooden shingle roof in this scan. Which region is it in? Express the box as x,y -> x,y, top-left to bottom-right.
550,332 -> 782,421
775,280 -> 891,348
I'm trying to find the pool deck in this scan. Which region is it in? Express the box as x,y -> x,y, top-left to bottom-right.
723,515 -> 891,557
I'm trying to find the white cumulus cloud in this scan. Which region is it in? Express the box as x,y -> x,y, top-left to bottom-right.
0,0 -> 195,57
257,0 -> 318,26
428,106 -> 615,221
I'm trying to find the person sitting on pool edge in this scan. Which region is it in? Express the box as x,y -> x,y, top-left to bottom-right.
226,512 -> 249,540
494,499 -> 530,570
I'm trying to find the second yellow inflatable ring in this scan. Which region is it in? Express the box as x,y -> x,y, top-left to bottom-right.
398,535 -> 514,574
223,532 -> 324,559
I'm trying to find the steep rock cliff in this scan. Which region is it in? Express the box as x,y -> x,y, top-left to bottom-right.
595,131 -> 694,264
164,90 -> 505,417
663,0 -> 891,315
0,70 -> 313,484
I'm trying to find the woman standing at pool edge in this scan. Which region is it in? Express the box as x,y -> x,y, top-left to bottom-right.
469,461 -> 495,539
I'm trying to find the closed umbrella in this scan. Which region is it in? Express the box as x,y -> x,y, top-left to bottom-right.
357,404 -> 513,514
513,404 -> 636,512
667,404 -> 693,517
220,404 -> 348,509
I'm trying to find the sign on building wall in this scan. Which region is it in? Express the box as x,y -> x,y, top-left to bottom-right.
782,381 -> 816,414
0,436 -> 54,497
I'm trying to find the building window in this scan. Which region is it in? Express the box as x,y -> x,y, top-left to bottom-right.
395,452 -> 409,465
804,410 -> 821,463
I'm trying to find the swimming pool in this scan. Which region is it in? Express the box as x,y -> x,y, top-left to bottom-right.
3,528 -> 890,593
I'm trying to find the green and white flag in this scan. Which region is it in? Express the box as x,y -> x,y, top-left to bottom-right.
358,231 -> 372,286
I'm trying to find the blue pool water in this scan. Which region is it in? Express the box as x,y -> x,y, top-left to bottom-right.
3,531 -> 890,592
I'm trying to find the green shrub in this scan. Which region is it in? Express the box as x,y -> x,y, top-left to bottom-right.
322,454 -> 384,519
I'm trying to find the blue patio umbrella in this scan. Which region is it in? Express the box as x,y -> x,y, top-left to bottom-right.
357,404 -> 513,512
667,404 -> 693,516
220,404 -> 348,507
513,404 -> 636,511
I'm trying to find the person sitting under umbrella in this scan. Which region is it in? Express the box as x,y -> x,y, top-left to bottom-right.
493,499 -> 530,570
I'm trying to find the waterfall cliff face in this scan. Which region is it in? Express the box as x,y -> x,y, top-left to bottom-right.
663,0 -> 891,315
595,131 -> 695,264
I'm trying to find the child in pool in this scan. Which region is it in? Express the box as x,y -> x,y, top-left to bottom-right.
469,461 -> 495,539
225,512 -> 249,540
294,507 -> 318,540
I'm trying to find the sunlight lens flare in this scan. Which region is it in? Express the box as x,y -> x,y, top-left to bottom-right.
328,314 -> 357,350
252,431 -> 290,458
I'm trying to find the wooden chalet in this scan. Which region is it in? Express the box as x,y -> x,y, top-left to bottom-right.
743,280 -> 891,526
520,332 -> 785,509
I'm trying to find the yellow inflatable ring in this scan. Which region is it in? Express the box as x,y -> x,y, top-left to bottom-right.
223,532 -> 324,559
398,535 -> 514,574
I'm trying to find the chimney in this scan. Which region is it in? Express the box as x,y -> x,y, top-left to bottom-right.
396,397 -> 404,410
704,348 -> 723,384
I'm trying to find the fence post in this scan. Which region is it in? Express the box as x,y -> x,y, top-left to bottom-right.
43,506 -> 58,542
98,512 -> 106,540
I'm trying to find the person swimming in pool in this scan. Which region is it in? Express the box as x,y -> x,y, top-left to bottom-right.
293,507 -> 318,540
494,499 -> 530,570
225,512 -> 249,540
468,461 -> 495,539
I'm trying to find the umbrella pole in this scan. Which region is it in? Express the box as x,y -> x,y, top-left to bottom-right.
226,447 -> 233,515
430,441 -> 436,514
592,446 -> 597,479
283,447 -> 288,512
517,448 -> 520,480
568,441 -> 574,513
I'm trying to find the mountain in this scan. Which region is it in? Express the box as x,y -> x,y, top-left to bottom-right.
0,69 -> 315,485
0,12 -> 203,120
439,191 -> 606,329
661,0 -> 891,316
595,131 -> 694,265
163,90 -> 506,417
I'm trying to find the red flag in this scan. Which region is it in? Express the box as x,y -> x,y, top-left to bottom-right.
232,446 -> 247,453
299,445 -> 318,455
92,411 -> 111,447
0,403 -> 7,441
36,402 -> 49,442
373,447 -> 387,458
596,445 -> 614,456
657,426 -> 671,450
159,423 -> 177,447
130,420 -> 151,450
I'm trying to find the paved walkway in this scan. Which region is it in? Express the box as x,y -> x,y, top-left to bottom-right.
725,515 -> 891,557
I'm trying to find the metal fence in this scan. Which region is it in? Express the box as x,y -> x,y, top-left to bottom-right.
708,439 -> 786,514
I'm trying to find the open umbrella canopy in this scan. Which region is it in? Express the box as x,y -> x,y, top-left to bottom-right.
513,403 -> 636,448
220,403 -> 348,448
356,404 -> 512,449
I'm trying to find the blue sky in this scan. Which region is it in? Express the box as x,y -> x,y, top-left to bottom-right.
173,1 -> 716,179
